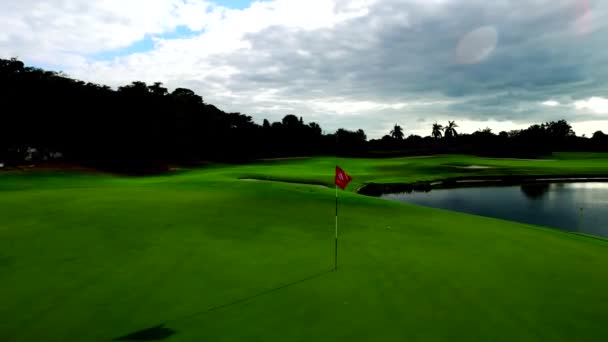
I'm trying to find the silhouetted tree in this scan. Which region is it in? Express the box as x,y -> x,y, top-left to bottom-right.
444,121 -> 458,138
432,123 -> 443,139
591,130 -> 608,151
149,82 -> 168,96
336,128 -> 367,156
282,114 -> 300,128
172,88 -> 203,104
308,122 -> 322,136
390,124 -> 404,140
1,58 -> 605,169
545,120 -> 574,139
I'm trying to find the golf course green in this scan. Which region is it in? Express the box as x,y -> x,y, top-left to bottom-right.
2,153 -> 608,341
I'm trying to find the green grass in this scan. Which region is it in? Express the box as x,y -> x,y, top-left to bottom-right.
1,153 -> 608,341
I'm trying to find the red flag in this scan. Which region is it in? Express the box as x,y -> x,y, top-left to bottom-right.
335,166 -> 352,190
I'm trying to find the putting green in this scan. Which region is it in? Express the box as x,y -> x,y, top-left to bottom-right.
1,153 -> 608,341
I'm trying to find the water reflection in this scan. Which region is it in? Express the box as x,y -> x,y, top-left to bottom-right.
382,182 -> 608,238
520,183 -> 550,200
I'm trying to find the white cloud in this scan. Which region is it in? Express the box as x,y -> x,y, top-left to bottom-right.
0,0 -> 215,63
50,0 -> 374,84
2,0 -> 608,138
312,99 -> 409,114
574,97 -> 608,114
542,100 -> 560,107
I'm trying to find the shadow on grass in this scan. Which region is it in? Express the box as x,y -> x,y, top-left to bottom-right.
180,269 -> 334,320
112,269 -> 334,341
113,324 -> 176,341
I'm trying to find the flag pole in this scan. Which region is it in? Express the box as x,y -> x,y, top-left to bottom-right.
335,130 -> 339,272
335,184 -> 338,272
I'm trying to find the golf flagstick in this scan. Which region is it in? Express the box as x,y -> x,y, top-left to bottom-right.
335,184 -> 338,271
335,132 -> 339,272
334,166 -> 351,272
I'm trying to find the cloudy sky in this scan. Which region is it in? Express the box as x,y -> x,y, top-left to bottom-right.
1,0 -> 607,137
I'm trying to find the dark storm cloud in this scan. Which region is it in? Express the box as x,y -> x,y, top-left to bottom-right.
207,0 -> 608,125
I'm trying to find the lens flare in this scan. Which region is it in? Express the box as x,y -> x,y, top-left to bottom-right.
455,26 -> 498,65
574,0 -> 592,35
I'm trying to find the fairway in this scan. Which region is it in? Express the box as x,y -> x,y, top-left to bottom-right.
2,154 -> 608,341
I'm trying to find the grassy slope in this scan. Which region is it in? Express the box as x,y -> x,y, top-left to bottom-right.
1,153 -> 608,341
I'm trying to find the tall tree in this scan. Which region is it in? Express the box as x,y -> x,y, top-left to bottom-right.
390,124 -> 405,140
308,122 -> 322,136
432,123 -> 443,139
593,131 -> 606,139
171,88 -> 203,104
282,114 -> 301,128
335,128 -> 368,156
444,121 -> 458,138
149,82 -> 168,96
545,120 -> 575,139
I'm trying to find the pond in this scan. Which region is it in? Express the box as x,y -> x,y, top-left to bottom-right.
382,182 -> 608,238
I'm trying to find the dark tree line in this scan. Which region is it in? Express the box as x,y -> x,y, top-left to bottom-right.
370,120 -> 607,157
1,58 -> 606,172
0,58 -> 367,171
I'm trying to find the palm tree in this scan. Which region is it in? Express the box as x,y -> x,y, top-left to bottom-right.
432,123 -> 443,139
444,121 -> 459,138
390,124 -> 404,140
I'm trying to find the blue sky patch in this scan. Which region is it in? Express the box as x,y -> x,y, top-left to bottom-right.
90,1 -> 264,61
212,0 -> 257,10
91,25 -> 202,61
